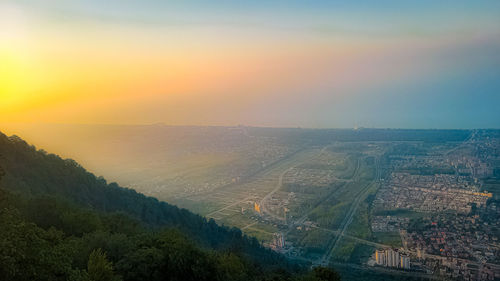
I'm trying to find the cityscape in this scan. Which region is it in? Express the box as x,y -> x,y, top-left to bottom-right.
4,125 -> 498,280
1,0 -> 499,280
168,128 -> 500,280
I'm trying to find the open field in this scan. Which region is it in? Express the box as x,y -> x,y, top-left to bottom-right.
170,140 -> 392,266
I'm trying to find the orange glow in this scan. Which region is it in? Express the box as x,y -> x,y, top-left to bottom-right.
1,23 -> 374,124
1,2 -> 481,126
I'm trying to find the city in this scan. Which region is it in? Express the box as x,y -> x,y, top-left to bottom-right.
172,129 -> 500,280
37,126 -> 496,280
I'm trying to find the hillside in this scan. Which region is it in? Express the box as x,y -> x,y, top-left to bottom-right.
0,131 -> 343,280
0,132 -> 273,254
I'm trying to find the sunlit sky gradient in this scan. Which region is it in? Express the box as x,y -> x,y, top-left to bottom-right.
1,0 -> 500,128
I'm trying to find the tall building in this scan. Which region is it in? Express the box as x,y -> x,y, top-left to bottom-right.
400,255 -> 411,269
374,248 -> 410,270
375,250 -> 386,265
385,248 -> 400,267
272,233 -> 285,249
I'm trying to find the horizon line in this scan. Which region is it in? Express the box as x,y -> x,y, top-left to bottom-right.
1,122 -> 499,131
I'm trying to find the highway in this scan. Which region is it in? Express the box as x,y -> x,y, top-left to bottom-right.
319,156 -> 381,265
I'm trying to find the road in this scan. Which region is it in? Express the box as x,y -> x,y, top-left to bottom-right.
180,147 -> 307,199
314,226 -> 391,249
259,146 -> 333,221
206,195 -> 253,218
289,256 -> 440,280
329,262 -> 442,280
241,222 -> 257,230
291,158 -> 359,228
319,156 -> 381,265
444,130 -> 476,156
258,166 -> 295,221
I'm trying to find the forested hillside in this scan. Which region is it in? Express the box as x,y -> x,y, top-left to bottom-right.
0,132 -> 341,280
0,132 -> 281,261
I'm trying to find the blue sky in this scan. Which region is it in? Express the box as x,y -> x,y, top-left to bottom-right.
1,0 -> 499,128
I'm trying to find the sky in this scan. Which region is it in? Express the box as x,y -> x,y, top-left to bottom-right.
1,0 -> 500,128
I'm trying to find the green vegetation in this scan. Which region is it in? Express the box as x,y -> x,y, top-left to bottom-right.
0,133 -> 285,265
335,265 -> 431,281
371,232 -> 402,248
298,229 -> 332,257
346,205 -> 371,239
333,155 -> 358,180
0,190 -> 294,281
347,182 -> 379,239
87,249 -> 119,281
0,189 -> 343,281
330,237 -> 358,262
0,132 -> 344,281
348,244 -> 375,264
308,158 -> 376,231
241,228 -> 274,242
372,209 -> 426,220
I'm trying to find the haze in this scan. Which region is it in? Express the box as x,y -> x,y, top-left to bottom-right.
2,0 -> 500,129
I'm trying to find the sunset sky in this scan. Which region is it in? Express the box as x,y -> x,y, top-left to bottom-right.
1,0 -> 500,128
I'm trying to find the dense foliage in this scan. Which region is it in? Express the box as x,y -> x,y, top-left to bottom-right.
0,188 -> 341,281
0,132 -> 286,265
0,132 -> 341,280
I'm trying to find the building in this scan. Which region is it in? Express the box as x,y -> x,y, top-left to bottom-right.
386,248 -> 400,268
254,202 -> 261,213
400,255 -> 411,269
375,250 -> 386,265
417,247 -> 425,259
374,248 -> 410,270
272,233 -> 285,249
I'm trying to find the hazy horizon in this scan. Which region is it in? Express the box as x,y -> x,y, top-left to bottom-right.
2,122 -> 500,131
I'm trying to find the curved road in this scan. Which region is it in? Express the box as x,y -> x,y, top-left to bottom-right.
258,166 -> 295,220
259,146 -> 333,221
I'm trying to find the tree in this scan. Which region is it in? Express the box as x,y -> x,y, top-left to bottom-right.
115,247 -> 164,281
215,252 -> 249,281
0,164 -> 5,184
310,267 -> 341,281
87,249 -> 119,281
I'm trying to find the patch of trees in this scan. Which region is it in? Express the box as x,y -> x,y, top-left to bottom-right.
0,185 -> 340,281
0,132 -> 342,280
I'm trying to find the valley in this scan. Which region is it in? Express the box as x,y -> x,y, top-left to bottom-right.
2,125 -> 499,280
